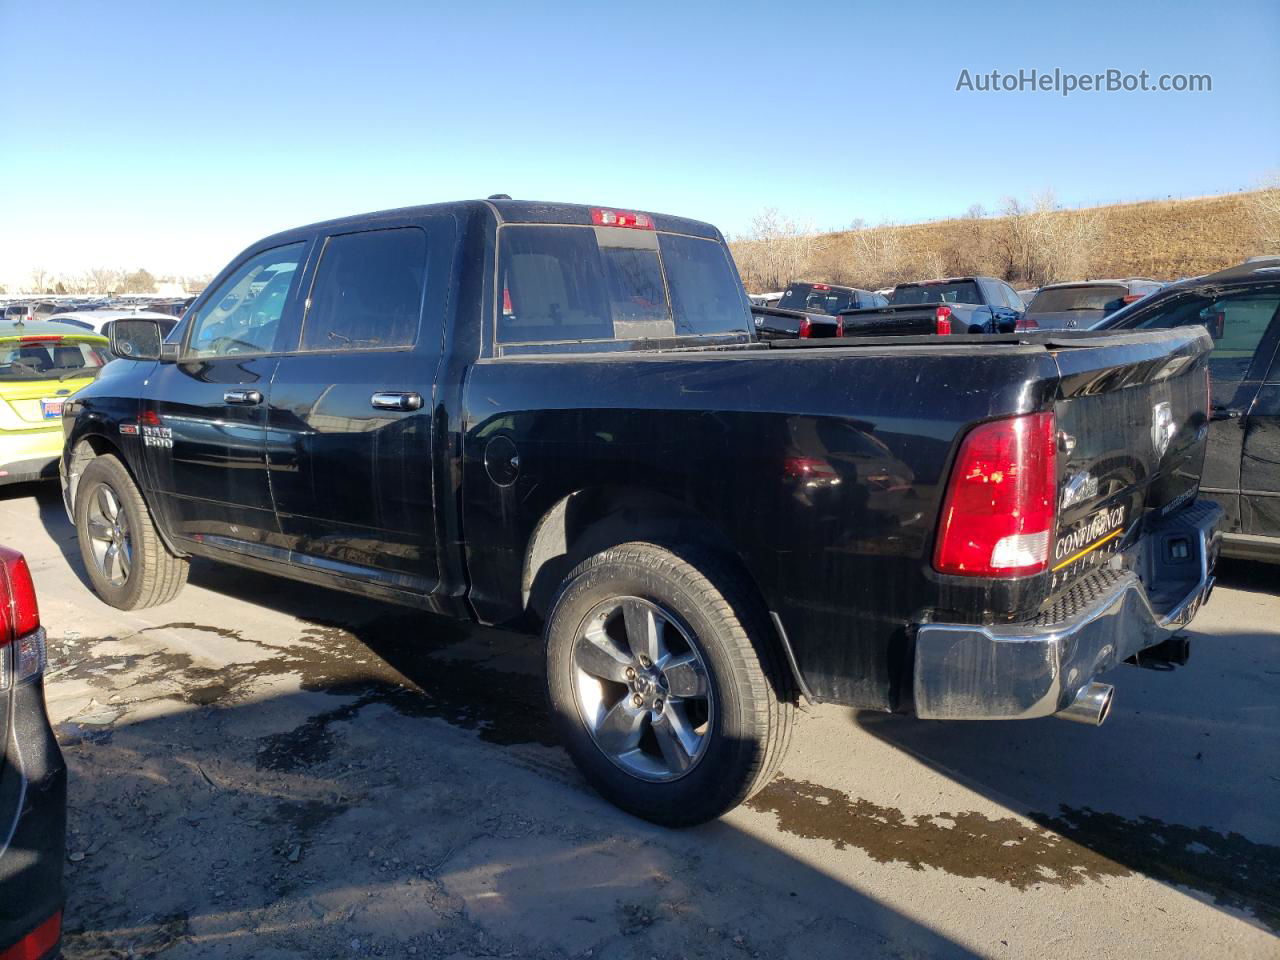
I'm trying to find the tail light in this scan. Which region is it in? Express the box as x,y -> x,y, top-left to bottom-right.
836,316 -> 845,337
1015,316 -> 1039,331
0,547 -> 45,687
935,306 -> 953,335
934,412 -> 1057,577
0,910 -> 61,960
784,456 -> 839,481
1121,293 -> 1145,304
798,317 -> 812,338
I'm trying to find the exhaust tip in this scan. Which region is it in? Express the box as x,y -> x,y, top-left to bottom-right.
1057,681 -> 1114,726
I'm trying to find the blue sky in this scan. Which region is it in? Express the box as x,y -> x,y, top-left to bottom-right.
2,0 -> 1277,284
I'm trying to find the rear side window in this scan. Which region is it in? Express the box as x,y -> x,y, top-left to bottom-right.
497,225 -> 750,344
300,228 -> 427,352
1128,289 -> 1280,380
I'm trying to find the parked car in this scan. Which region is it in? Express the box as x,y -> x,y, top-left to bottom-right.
1094,257 -> 1280,561
747,292 -> 784,308
63,198 -> 1221,825
0,545 -> 66,960
1,323 -> 111,484
753,283 -> 887,340
838,276 -> 1025,336
1021,279 -> 1163,330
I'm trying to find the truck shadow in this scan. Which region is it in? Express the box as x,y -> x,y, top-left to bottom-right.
851,586 -> 1280,933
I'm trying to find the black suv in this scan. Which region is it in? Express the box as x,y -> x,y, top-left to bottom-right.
1097,257 -> 1280,561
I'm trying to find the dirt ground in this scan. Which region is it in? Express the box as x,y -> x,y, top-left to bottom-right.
3,482 -> 1277,959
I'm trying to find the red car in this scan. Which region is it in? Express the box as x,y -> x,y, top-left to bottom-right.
0,547 -> 65,960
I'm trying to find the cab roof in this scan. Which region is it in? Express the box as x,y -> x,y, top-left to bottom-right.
256,198 -> 723,249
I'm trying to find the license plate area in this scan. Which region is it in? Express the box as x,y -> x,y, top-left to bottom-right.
41,398 -> 65,419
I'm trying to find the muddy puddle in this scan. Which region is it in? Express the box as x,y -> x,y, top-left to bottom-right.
749,776 -> 1280,932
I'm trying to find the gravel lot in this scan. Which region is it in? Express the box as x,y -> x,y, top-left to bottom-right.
3,482 -> 1277,959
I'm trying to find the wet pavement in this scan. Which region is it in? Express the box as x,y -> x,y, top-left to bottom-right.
3,481 -> 1277,959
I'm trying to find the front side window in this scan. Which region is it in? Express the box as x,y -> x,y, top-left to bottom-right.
1128,288 -> 1280,379
186,243 -> 306,358
299,228 -> 427,352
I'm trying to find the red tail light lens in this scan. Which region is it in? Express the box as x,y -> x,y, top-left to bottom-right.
836,316 -> 845,337
934,412 -> 1057,576
0,547 -> 40,643
590,208 -> 654,230
1015,316 -> 1039,331
798,317 -> 812,338
0,909 -> 61,960
784,456 -> 839,481
1121,293 -> 1145,304
935,305 -> 953,335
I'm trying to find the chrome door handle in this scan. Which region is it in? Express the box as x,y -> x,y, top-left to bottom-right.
224,389 -> 263,405
371,392 -> 423,411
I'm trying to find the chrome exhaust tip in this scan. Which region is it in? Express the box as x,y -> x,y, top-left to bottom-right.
1056,681 -> 1114,726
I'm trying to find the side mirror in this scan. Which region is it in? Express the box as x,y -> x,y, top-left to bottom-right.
108,319 -> 164,361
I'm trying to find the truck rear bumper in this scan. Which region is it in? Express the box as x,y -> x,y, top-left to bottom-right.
912,500 -> 1222,721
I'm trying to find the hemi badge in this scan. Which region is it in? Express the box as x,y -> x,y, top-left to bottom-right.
120,423 -> 139,435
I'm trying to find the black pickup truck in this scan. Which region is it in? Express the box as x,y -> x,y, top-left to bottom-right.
61,199 -> 1221,825
752,282 -> 886,340
839,276 -> 1026,336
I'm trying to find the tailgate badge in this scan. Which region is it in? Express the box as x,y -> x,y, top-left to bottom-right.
1061,471 -> 1098,510
1151,402 -> 1175,457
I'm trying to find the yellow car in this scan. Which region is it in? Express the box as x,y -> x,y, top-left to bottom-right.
1,322 -> 111,485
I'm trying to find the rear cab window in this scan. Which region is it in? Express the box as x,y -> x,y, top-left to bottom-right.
497,224 -> 750,346
891,281 -> 982,305
0,336 -> 109,381
778,284 -> 857,314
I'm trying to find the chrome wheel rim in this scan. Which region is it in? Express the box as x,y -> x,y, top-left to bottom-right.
86,484 -> 132,587
572,596 -> 713,782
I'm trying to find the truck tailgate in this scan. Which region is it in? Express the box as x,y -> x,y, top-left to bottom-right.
1046,327 -> 1213,594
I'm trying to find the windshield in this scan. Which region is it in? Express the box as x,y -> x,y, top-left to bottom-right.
497,225 -> 750,344
890,281 -> 982,305
0,337 -> 110,381
1028,285 -> 1128,314
778,285 -> 856,315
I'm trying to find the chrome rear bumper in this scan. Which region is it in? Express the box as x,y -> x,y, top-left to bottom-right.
912,500 -> 1222,721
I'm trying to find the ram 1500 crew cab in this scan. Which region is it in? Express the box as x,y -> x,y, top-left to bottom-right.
62,199 -> 1221,824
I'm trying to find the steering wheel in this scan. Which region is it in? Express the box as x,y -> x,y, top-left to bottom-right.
209,336 -> 260,355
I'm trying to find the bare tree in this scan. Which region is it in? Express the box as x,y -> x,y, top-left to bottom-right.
83,267 -> 122,294
846,222 -> 903,288
731,208 -> 817,291
30,267 -> 48,294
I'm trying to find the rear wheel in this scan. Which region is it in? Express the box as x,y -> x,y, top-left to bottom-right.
75,454 -> 187,609
545,542 -> 794,825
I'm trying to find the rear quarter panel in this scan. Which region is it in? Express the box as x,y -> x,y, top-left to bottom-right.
461,345 -> 1058,709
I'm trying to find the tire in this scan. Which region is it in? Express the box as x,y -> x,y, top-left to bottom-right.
75,454 -> 188,610
545,541 -> 794,826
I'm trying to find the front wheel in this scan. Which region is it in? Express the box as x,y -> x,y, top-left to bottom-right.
75,454 -> 188,610
545,542 -> 794,826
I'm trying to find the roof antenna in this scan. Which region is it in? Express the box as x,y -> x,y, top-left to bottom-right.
487,193 -> 512,200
